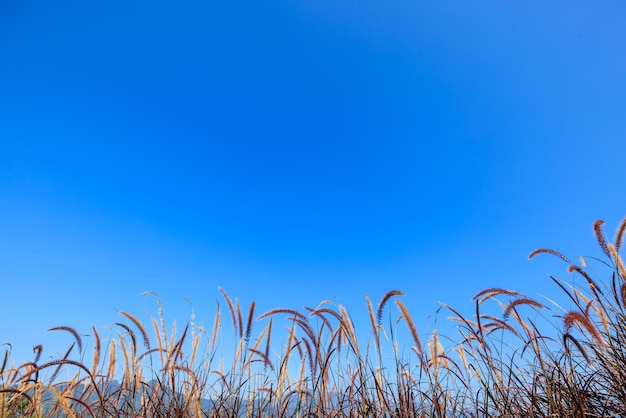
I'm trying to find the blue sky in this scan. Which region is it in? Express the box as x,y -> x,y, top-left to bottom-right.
1,1 -> 625,364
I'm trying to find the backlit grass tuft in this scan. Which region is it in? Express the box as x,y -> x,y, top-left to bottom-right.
2,216 -> 626,417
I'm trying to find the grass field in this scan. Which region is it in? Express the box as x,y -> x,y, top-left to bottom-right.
2,216 -> 625,417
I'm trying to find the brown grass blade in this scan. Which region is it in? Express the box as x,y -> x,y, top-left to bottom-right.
564,310 -> 604,347
377,290 -> 404,326
528,248 -> 570,263
395,299 -> 422,355
47,326 -> 83,353
120,311 -> 150,350
615,216 -> 626,252
594,219 -> 611,257
245,301 -> 256,343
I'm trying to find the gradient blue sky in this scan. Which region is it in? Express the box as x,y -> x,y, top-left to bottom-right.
1,1 -> 626,364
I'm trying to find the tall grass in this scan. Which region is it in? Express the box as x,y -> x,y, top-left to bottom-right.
1,216 -> 626,417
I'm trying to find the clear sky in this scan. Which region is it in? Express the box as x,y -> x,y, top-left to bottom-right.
1,1 -> 625,364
